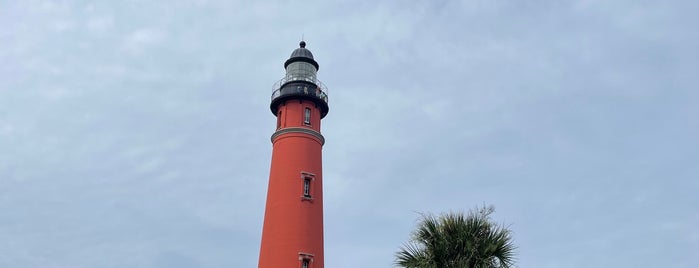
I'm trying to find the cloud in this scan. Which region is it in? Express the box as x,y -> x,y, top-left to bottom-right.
0,1 -> 697,268
86,16 -> 115,33
121,28 -> 168,54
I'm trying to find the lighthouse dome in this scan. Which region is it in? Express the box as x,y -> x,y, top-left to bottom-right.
290,41 -> 314,59
284,41 -> 319,69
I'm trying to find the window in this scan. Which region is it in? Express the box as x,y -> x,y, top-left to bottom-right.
300,172 -> 315,201
277,110 -> 282,129
304,108 -> 311,125
299,252 -> 314,268
286,62 -> 317,82
303,177 -> 311,198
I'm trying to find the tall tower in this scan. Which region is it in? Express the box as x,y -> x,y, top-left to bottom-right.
258,41 -> 329,268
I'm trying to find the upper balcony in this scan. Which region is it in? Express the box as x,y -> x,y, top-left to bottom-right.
271,75 -> 328,103
270,75 -> 329,118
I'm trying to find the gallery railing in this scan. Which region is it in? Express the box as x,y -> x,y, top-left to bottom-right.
271,75 -> 328,104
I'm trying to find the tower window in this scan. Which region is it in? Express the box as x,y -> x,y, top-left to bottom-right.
303,177 -> 311,198
298,252 -> 314,268
277,110 -> 282,129
300,172 -> 315,201
304,107 -> 311,125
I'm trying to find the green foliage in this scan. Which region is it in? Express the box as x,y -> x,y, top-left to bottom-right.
395,206 -> 516,268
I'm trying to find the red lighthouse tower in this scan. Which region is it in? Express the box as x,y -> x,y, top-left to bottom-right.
258,41 -> 329,268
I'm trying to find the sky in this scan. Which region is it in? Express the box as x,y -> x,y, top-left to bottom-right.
1,0 -> 698,267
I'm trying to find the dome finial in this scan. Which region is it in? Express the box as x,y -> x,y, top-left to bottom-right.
299,41 -> 306,48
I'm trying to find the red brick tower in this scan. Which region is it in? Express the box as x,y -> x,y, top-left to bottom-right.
258,41 -> 329,268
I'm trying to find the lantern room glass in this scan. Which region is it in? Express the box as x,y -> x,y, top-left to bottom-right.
285,61 -> 317,83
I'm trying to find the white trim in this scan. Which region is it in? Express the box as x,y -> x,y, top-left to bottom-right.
300,171 -> 316,177
298,252 -> 315,258
271,127 -> 325,145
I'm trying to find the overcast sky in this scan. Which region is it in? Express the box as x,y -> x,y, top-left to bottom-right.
1,0 -> 698,267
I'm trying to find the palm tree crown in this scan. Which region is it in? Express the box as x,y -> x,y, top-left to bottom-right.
395,206 -> 516,268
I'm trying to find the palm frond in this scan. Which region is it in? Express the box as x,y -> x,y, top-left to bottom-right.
394,206 -> 516,268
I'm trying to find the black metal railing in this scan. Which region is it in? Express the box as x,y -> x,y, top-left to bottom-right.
271,76 -> 328,104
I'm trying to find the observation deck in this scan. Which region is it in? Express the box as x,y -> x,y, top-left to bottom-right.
270,75 -> 329,118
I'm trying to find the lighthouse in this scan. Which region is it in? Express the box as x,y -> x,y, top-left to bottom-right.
258,41 -> 329,268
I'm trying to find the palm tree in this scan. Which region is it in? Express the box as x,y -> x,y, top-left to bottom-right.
395,206 -> 516,268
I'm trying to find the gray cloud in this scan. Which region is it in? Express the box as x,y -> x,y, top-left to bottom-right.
1,1 -> 697,267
